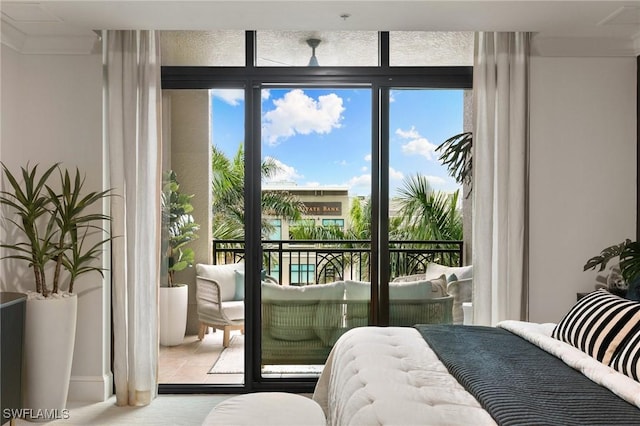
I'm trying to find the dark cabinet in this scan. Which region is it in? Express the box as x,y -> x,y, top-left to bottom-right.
1,292 -> 26,425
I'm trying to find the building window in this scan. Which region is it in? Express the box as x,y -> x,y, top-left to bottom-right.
268,219 -> 282,240
290,264 -> 315,285
322,219 -> 344,228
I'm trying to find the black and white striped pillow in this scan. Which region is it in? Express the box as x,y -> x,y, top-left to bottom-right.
611,332 -> 640,381
552,290 -> 640,365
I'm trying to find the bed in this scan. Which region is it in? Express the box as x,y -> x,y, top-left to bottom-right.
312,290 -> 640,425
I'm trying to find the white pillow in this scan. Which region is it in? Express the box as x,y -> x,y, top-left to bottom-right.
425,262 -> 473,282
344,280 -> 370,300
345,276 -> 446,300
261,281 -> 345,301
196,263 -> 244,302
392,273 -> 426,283
391,277 -> 444,300
447,277 -> 473,325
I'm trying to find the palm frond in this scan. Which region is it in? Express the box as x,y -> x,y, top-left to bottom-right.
436,131 -> 473,193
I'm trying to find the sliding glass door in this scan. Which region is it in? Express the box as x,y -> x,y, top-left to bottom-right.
159,30 -> 472,394
259,87 -> 372,377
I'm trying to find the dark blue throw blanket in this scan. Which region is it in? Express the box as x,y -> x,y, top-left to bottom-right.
414,325 -> 640,426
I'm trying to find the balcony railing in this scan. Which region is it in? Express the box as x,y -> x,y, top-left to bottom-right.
212,239 -> 463,285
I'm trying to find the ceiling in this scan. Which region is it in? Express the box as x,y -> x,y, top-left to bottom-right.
2,1 -> 640,56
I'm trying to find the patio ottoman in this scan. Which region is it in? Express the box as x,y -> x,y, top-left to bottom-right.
202,392 -> 326,425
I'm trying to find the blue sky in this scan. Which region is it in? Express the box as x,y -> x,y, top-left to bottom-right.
210,88 -> 464,197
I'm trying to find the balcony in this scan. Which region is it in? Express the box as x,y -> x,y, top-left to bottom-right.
213,239 -> 463,284
159,239 -> 463,385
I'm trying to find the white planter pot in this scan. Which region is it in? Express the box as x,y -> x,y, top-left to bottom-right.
159,285 -> 188,346
23,294 -> 77,422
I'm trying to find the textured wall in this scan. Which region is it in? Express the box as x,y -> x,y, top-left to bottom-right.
168,90 -> 212,335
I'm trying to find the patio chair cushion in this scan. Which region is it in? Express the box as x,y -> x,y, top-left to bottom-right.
196,263 -> 244,302
392,273 -> 426,282
220,300 -> 244,321
234,269 -> 272,301
345,276 -> 447,300
196,297 -> 244,323
344,276 -> 447,328
262,281 -> 345,342
425,262 -> 473,282
234,270 -> 245,300
447,277 -> 473,324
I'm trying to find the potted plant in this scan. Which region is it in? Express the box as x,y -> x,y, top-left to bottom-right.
584,239 -> 640,300
0,162 -> 112,419
159,170 -> 199,346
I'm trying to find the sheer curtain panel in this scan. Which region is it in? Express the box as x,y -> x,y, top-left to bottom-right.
472,32 -> 530,326
105,30 -> 162,406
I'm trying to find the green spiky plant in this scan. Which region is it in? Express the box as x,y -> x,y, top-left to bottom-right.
584,239 -> 640,299
0,163 -> 112,297
162,170 -> 199,287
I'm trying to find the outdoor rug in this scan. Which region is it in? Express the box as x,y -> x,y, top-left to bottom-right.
208,335 -> 324,375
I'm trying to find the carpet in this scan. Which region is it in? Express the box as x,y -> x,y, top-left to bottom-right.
208,335 -> 324,375
209,335 -> 244,374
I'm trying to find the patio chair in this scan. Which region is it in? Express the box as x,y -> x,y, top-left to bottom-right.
195,263 -> 279,347
195,263 -> 245,347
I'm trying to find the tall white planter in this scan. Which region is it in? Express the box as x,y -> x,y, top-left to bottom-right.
159,285 -> 188,346
23,294 -> 77,422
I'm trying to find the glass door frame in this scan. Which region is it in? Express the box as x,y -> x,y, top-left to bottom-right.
160,30 -> 471,394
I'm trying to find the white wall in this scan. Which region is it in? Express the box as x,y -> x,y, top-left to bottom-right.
529,56 -> 637,323
0,43 -> 111,401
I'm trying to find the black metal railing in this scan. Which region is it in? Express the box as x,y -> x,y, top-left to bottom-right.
212,239 -> 463,285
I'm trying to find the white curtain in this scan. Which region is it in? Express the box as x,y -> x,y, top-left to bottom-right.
472,32 -> 530,326
105,30 -> 162,406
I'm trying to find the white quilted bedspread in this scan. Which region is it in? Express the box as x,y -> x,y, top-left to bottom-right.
312,326 -> 496,426
313,322 -> 640,426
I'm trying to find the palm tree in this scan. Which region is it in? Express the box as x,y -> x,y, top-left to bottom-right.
347,197 -> 371,240
211,144 -> 305,239
395,174 -> 462,242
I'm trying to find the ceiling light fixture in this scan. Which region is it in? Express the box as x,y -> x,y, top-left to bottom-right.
306,38 -> 321,67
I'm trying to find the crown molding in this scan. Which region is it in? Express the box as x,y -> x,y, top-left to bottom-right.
1,21 -> 98,55
532,35 -> 640,58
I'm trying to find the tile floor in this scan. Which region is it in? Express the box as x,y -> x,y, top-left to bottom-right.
159,328 -> 244,385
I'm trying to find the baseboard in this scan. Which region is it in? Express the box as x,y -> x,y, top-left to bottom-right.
67,373 -> 113,402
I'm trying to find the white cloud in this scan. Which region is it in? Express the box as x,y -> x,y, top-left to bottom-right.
361,166 -> 368,172
396,126 -> 438,160
262,89 -> 345,145
335,159 -> 348,166
395,126 -> 421,140
305,181 -> 322,187
211,89 -> 244,106
364,154 -> 372,162
345,173 -> 371,191
425,175 -> 447,186
263,157 -> 303,183
262,90 -> 271,100
389,167 -> 404,181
